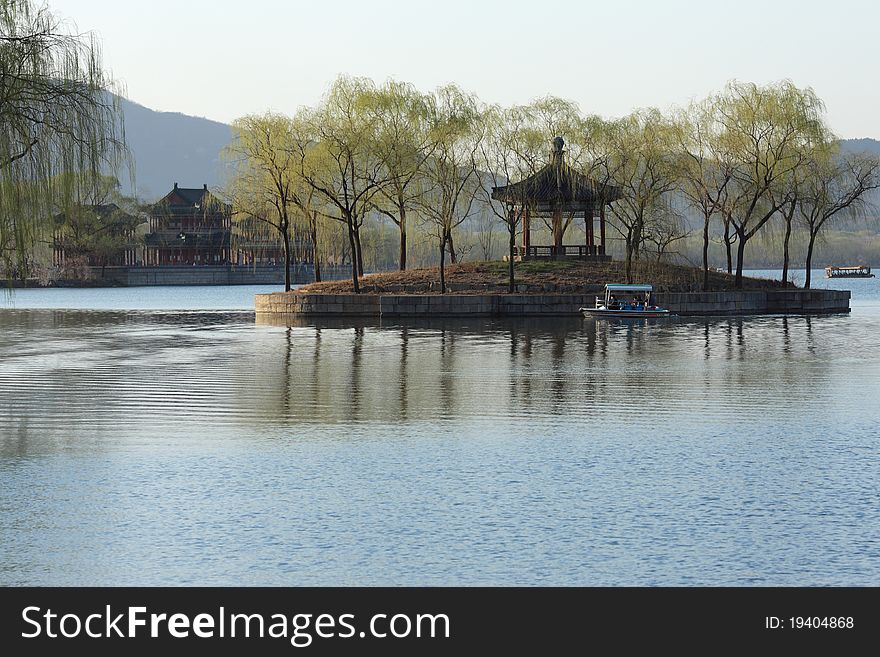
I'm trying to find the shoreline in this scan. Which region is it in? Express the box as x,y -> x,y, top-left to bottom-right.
256,289 -> 851,317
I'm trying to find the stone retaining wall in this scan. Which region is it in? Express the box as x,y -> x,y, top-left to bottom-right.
93,264 -> 351,286
256,289 -> 850,317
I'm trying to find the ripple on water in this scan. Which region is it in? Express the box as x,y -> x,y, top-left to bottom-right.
1,287 -> 880,585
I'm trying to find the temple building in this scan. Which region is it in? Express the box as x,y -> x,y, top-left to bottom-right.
144,183 -> 233,266
53,203 -> 142,267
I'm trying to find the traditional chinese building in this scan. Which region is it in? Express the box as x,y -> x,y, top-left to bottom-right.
53,203 -> 142,267
491,137 -> 621,260
231,215 -> 302,267
144,183 -> 233,266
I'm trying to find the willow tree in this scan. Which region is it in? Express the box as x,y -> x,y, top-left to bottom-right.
290,76 -> 390,292
367,80 -> 433,271
715,81 -> 828,287
478,104 -> 530,293
224,113 -> 304,291
52,173 -> 141,277
1,0 -> 126,276
798,149 -> 880,288
674,100 -> 733,289
417,85 -> 482,293
603,110 -> 679,283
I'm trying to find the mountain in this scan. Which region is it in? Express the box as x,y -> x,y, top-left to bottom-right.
115,98 -> 880,207
118,98 -> 233,201
840,137 -> 880,156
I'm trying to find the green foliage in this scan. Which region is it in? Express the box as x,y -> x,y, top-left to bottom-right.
215,77 -> 878,292
0,0 -> 127,277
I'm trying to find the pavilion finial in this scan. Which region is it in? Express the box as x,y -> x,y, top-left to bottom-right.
550,136 -> 565,166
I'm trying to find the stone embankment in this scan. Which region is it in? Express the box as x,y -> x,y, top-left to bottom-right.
256,289 -> 850,317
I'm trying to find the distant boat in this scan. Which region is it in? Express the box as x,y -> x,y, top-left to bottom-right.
580,284 -> 671,318
825,265 -> 874,278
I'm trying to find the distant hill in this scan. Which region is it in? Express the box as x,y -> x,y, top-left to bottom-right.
115,98 -> 879,207
840,137 -> 880,156
117,98 -> 232,201
840,139 -> 880,208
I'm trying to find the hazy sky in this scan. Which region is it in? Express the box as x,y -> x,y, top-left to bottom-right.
50,0 -> 878,138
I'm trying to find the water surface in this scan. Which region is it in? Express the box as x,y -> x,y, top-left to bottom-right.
1,272 -> 878,585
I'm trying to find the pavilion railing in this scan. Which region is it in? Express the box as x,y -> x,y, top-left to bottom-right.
518,245 -> 606,259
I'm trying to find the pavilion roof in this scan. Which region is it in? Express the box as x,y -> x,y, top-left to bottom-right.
491,137 -> 622,212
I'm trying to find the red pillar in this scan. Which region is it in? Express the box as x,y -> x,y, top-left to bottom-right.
586,208 -> 595,254
599,203 -> 607,256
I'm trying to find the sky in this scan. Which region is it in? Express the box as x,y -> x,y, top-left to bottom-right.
49,0 -> 879,138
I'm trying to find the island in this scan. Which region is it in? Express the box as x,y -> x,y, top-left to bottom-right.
256,260 -> 850,317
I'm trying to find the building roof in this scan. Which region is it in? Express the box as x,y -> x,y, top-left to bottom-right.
54,203 -> 142,228
491,137 -> 622,213
151,183 -> 231,214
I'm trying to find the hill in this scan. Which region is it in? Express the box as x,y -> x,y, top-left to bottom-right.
113,99 -> 879,215
118,97 -> 232,201
840,137 -> 880,156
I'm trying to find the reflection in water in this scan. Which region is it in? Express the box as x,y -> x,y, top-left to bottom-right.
1,308 -> 879,586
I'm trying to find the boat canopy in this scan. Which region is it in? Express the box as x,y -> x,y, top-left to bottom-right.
605,284 -> 654,293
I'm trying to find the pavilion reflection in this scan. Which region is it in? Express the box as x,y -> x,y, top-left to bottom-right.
246,313 -> 837,427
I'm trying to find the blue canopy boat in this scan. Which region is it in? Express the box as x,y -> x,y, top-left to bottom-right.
580,284 -> 671,318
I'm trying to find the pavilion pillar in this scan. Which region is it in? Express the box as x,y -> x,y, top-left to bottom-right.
599,203 -> 607,256
586,208 -> 595,254
523,205 -> 531,255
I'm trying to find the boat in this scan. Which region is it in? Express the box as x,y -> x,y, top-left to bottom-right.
580,284 -> 671,318
825,265 -> 874,278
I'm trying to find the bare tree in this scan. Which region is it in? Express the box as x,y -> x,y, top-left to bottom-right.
642,200 -> 691,263
798,150 -> 880,288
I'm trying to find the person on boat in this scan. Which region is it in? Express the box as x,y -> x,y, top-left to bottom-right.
608,295 -> 620,310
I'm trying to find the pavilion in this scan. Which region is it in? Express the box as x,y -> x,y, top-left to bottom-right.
491,136 -> 621,260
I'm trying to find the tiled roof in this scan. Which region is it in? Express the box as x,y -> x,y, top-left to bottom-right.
151,184 -> 231,213
491,138 -> 621,210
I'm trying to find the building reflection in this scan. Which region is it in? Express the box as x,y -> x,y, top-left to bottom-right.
0,309 -> 841,452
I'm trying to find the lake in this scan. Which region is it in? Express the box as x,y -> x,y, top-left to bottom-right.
1,271 -> 878,585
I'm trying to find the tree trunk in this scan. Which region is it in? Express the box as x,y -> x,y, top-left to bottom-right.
632,222 -> 643,263
734,230 -> 747,288
702,213 -> 710,291
399,204 -> 407,271
439,231 -> 447,294
804,231 -> 817,289
346,211 -> 360,294
310,213 -> 321,283
552,211 -> 564,251
447,231 -> 457,264
508,221 -> 515,294
353,223 -> 364,278
281,219 -> 291,292
781,211 -> 793,286
723,217 -> 733,274
624,237 -> 634,284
